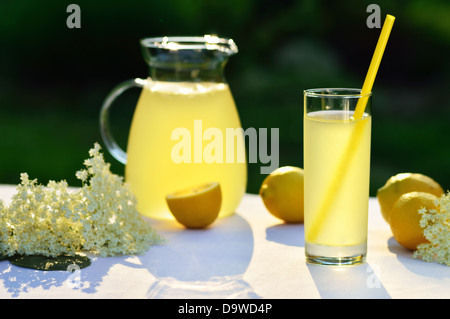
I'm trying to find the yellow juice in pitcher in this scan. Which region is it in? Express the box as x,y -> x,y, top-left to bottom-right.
304,110 -> 371,247
125,80 -> 247,219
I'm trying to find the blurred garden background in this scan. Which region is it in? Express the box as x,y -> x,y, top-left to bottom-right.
0,0 -> 449,196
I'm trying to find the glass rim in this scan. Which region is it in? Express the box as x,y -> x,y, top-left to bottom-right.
140,35 -> 238,55
304,88 -> 372,98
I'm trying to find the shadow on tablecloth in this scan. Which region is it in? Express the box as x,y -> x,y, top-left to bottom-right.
265,223 -> 304,247
0,251 -> 155,297
387,237 -> 448,278
0,212 -> 259,298
0,261 -> 66,297
140,213 -> 260,298
0,253 -> 124,297
307,262 -> 391,299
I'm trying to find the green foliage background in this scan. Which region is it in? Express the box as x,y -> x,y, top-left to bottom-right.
1,0 -> 449,196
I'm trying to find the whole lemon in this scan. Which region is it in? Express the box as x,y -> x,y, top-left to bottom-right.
377,173 -> 444,223
389,191 -> 437,250
259,166 -> 304,223
165,182 -> 222,229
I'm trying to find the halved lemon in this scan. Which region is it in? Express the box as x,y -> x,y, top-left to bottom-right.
165,182 -> 222,229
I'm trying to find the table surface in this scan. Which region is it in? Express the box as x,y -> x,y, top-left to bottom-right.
0,184 -> 448,299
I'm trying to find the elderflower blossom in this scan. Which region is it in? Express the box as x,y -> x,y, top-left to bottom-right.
76,143 -> 163,256
1,174 -> 84,257
413,192 -> 450,266
0,200 -> 8,254
0,143 -> 163,258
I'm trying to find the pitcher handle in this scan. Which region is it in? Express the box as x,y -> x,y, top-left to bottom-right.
99,78 -> 146,164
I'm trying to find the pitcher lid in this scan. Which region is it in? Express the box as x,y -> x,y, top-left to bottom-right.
140,35 -> 238,55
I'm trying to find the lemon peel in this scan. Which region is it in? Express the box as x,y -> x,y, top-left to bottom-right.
377,173 -> 444,223
259,166 -> 304,223
389,192 -> 436,250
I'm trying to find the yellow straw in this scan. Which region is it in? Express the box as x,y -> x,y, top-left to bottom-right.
307,14 -> 395,243
353,14 -> 396,120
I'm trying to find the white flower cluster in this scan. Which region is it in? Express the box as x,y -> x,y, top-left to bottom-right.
0,143 -> 163,257
413,192 -> 450,266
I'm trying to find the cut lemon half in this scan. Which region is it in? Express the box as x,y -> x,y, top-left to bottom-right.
165,182 -> 222,229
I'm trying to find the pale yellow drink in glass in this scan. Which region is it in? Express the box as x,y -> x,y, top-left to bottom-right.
125,80 -> 247,219
304,88 -> 372,266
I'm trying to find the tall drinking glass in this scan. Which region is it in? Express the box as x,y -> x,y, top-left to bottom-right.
303,88 -> 372,266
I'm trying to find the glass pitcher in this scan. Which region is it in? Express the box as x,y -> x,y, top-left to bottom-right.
100,35 -> 247,219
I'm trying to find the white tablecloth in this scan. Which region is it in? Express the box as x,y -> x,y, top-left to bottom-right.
0,184 -> 448,299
